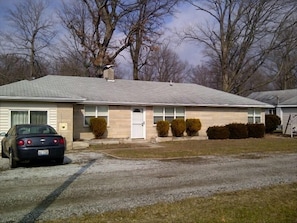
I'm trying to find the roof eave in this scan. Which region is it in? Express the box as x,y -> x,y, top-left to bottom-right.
277,105 -> 297,108
0,96 -> 85,103
80,101 -> 273,108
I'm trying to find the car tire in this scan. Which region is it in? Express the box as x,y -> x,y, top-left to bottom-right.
1,146 -> 8,158
9,150 -> 18,168
55,157 -> 64,165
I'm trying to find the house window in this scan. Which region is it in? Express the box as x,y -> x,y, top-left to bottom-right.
268,109 -> 276,115
11,110 -> 48,126
30,111 -> 48,124
248,108 -> 261,124
84,105 -> 109,126
153,107 -> 185,124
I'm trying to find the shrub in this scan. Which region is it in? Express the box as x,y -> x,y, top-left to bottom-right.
89,117 -> 107,138
226,123 -> 248,139
247,123 -> 265,138
206,126 -> 230,139
171,119 -> 186,137
156,121 -> 170,137
265,114 -> 281,133
186,119 -> 202,136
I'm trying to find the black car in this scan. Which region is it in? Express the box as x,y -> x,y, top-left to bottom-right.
1,124 -> 66,168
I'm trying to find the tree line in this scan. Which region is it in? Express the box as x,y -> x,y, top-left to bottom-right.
0,0 -> 296,96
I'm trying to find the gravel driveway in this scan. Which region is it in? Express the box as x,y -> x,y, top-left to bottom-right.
0,151 -> 296,223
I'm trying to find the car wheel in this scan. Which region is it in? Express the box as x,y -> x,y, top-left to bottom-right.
9,150 -> 18,168
55,157 -> 64,165
1,146 -> 8,158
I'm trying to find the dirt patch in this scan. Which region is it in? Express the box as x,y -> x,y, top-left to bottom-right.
235,154 -> 269,159
160,156 -> 210,164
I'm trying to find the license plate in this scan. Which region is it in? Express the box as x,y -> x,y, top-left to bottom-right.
38,150 -> 49,156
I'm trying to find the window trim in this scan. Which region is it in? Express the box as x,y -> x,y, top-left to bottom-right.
10,109 -> 48,126
84,105 -> 109,127
153,107 -> 185,124
248,108 -> 262,124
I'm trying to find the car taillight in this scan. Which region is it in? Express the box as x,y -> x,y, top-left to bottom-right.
59,138 -> 65,145
27,139 -> 32,145
17,140 -> 25,146
54,138 -> 64,145
18,139 -> 33,146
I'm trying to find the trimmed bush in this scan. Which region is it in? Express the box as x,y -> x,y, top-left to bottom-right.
247,123 -> 265,138
207,126 -> 230,139
171,119 -> 186,137
226,123 -> 248,139
186,119 -> 202,136
156,120 -> 170,137
265,114 -> 281,133
89,117 -> 107,138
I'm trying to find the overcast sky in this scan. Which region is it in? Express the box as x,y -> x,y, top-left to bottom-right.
0,0 -> 205,67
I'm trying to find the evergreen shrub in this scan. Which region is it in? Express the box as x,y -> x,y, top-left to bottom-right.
226,123 -> 248,139
265,114 -> 281,133
186,118 -> 202,136
156,120 -> 170,137
171,119 -> 186,137
247,123 -> 265,138
90,117 -> 107,138
206,126 -> 230,139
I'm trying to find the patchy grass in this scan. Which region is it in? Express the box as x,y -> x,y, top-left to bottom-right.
42,137 -> 297,223
89,137 -> 297,159
41,183 -> 297,223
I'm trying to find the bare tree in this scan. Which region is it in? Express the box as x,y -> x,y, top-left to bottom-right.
140,41 -> 189,82
59,0 -> 141,77
126,0 -> 179,80
0,54 -> 29,85
59,0 -> 180,79
188,63 -> 220,89
271,15 -> 297,89
181,0 -> 297,95
53,52 -> 90,77
0,0 -> 56,80
53,36 -> 95,77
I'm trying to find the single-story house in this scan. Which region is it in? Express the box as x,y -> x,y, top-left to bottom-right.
0,71 -> 273,149
248,89 -> 297,135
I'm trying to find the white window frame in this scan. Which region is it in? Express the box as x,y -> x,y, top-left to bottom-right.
10,110 -> 48,126
84,105 -> 109,127
153,107 -> 185,124
248,108 -> 262,124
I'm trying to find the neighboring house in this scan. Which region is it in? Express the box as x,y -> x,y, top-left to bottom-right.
248,89 -> 297,135
0,72 -> 272,149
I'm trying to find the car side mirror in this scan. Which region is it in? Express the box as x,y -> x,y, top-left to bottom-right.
0,132 -> 7,137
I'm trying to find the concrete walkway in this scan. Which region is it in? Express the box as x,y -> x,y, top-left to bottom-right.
72,136 -> 208,150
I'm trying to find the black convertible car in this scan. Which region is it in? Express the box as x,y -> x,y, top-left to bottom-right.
1,124 -> 66,168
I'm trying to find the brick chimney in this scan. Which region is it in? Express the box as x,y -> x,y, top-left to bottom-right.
103,65 -> 114,81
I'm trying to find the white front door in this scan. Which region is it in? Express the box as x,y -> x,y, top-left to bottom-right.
131,108 -> 145,139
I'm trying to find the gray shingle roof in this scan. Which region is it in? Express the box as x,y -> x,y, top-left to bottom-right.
0,75 -> 272,108
0,79 -> 85,102
248,89 -> 297,107
280,95 -> 297,107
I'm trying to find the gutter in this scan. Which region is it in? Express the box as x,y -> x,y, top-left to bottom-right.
0,96 -> 86,103
0,97 -> 273,108
277,105 -> 297,108
80,101 -> 274,108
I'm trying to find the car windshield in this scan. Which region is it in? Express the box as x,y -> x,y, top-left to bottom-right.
17,125 -> 57,135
